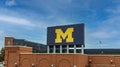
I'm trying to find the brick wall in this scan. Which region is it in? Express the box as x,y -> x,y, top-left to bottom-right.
19,54 -> 88,67
5,46 -> 120,67
5,46 -> 32,67
89,55 -> 120,67
5,46 -> 88,67
4,37 -> 14,46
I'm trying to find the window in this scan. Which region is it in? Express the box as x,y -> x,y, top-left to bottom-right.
7,40 -> 11,46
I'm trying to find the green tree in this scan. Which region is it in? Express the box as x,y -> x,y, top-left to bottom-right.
0,47 -> 5,62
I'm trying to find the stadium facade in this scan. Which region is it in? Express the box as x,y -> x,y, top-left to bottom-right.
4,24 -> 120,67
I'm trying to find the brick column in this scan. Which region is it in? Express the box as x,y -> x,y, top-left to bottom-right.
4,46 -> 32,67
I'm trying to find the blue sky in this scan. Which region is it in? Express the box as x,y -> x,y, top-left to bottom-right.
0,0 -> 120,49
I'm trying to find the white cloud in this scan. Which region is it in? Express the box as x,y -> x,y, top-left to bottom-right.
0,30 -> 4,37
90,30 -> 118,39
105,5 -> 120,26
0,30 -> 5,48
5,0 -> 16,6
0,15 -> 35,27
106,5 -> 120,15
0,30 -> 5,41
102,16 -> 120,27
90,5 -> 120,39
37,19 -> 76,29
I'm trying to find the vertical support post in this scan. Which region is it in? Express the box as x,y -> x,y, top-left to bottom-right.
81,45 -> 84,54
60,45 -> 62,54
53,45 -> 56,53
74,45 -> 76,54
67,45 -> 69,54
47,45 -> 49,54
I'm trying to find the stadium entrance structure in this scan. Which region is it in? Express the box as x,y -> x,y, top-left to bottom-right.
4,24 -> 120,67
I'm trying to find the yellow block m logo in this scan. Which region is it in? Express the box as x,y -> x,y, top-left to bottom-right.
55,28 -> 74,43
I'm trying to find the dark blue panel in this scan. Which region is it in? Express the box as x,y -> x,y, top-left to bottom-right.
47,24 -> 84,46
